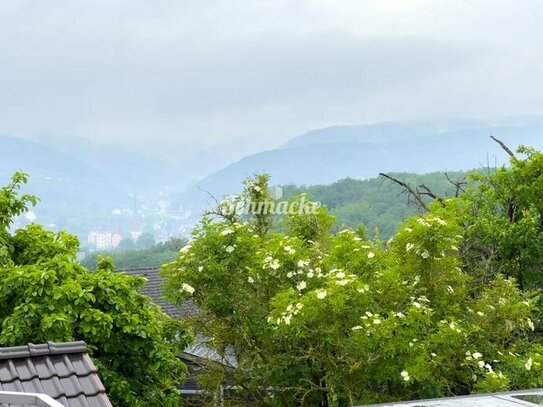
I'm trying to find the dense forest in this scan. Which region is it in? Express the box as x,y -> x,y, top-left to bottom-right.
283,170 -> 475,238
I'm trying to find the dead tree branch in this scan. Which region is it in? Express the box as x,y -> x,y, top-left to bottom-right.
490,135 -> 517,160
445,172 -> 468,197
418,184 -> 443,204
379,173 -> 429,211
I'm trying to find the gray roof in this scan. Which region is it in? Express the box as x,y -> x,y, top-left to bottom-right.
119,267 -> 199,318
366,389 -> 543,406
119,268 -> 237,367
0,341 -> 112,407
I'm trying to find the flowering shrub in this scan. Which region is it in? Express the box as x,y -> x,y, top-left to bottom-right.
163,164 -> 543,406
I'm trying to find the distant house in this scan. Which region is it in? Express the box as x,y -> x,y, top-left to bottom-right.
0,341 -> 112,407
120,268 -> 237,405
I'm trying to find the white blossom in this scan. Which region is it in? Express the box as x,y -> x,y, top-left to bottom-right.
284,246 -> 296,255
367,252 -> 375,259
472,352 -> 483,360
400,370 -> 410,381
316,290 -> 327,299
527,318 -> 535,331
225,245 -> 235,253
406,243 -> 415,251
297,259 -> 309,268
525,358 -> 533,371
181,283 -> 195,295
221,228 -> 234,236
296,281 -> 307,291
248,276 -> 254,284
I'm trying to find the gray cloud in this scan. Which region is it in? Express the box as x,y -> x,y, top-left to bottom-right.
0,0 -> 542,159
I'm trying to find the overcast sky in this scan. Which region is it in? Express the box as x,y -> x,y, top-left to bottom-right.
1,0 -> 543,155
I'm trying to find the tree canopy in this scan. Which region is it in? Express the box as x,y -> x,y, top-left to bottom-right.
162,146 -> 543,406
0,172 -> 190,407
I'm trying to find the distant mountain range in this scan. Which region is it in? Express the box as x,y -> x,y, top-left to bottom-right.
0,134 -> 182,206
175,117 -> 543,209
3,117 -> 543,238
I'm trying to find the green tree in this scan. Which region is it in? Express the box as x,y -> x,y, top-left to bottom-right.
0,172 -> 190,407
137,232 -> 156,249
456,147 -> 543,290
162,168 -> 543,406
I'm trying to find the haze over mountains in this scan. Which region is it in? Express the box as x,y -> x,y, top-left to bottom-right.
176,117 -> 543,209
2,116 -> 543,242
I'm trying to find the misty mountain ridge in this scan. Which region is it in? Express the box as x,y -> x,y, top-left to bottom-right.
176,118 -> 543,210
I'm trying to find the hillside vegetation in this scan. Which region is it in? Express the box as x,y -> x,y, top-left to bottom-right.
282,170 -> 475,238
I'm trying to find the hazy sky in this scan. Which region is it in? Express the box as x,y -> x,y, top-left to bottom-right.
1,0 -> 543,154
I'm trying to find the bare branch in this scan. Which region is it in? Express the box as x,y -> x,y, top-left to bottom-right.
198,187 -> 238,222
445,172 -> 468,197
418,184 -> 443,203
379,173 -> 428,211
490,135 -> 517,160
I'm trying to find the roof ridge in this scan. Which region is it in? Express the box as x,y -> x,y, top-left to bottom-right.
0,341 -> 87,360
117,267 -> 159,272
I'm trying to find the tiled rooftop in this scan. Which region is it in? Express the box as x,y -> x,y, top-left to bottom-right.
119,268 -> 237,367
119,267 -> 199,318
0,341 -> 112,407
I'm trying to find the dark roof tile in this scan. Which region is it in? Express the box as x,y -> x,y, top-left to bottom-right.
119,267 -> 199,318
0,341 -> 112,407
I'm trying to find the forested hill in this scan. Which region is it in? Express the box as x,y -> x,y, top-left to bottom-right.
282,170 -> 474,238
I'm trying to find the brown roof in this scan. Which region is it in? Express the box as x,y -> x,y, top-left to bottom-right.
0,341 -> 112,407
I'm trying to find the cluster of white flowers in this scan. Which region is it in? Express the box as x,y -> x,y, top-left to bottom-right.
272,302 -> 304,326
296,281 -> 307,291
248,276 -> 255,284
297,259 -> 309,268
417,218 -> 431,227
526,318 -> 535,331
466,351 -> 496,373
225,245 -> 236,253
179,243 -> 192,254
431,217 -> 447,226
197,266 -> 204,272
357,312 -> 384,335
525,357 -> 533,371
367,251 -> 375,259
284,245 -> 296,255
263,256 -> 281,270
400,370 -> 410,382
316,289 -> 327,299
357,284 -> 370,294
405,243 -> 415,252
221,228 -> 234,236
181,283 -> 195,295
